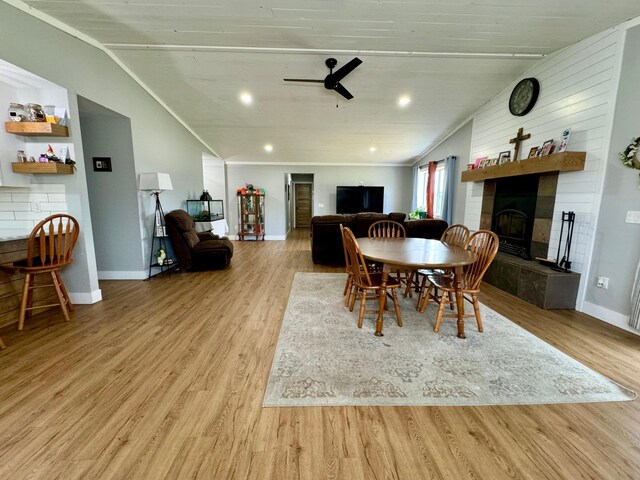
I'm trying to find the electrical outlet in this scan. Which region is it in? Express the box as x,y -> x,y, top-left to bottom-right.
32,202 -> 41,213
596,276 -> 609,289
626,211 -> 640,224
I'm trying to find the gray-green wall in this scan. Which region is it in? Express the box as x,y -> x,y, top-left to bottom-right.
586,25 -> 640,318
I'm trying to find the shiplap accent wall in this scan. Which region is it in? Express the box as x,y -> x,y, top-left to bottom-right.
464,27 -> 624,302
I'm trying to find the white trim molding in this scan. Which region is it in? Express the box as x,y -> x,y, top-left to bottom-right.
98,270 -> 148,280
582,301 -> 640,336
69,289 -> 102,305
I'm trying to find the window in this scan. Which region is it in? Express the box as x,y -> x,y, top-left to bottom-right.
417,161 -> 446,218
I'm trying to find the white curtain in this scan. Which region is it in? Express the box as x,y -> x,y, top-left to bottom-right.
631,257 -> 640,330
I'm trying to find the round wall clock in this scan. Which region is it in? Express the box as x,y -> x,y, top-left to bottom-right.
509,77 -> 540,116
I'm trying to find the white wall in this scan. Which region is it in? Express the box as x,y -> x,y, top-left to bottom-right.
464,26 -> 626,309
0,3 -> 208,292
226,164 -> 413,238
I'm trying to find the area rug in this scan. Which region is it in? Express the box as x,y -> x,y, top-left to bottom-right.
264,273 -> 635,407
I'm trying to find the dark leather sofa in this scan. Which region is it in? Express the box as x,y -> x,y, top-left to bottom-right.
310,212 -> 448,265
165,209 -> 234,271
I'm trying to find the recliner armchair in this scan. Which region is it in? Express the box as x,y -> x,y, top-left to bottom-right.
165,209 -> 234,271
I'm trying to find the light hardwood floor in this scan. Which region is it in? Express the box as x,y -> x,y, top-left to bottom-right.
0,228 -> 638,479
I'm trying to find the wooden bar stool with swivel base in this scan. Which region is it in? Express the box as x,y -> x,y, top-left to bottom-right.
1,214 -> 79,331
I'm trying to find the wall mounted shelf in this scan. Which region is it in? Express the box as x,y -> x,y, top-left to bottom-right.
461,151 -> 586,182
4,122 -> 69,137
11,162 -> 74,175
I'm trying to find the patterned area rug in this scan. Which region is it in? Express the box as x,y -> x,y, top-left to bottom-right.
264,273 -> 635,407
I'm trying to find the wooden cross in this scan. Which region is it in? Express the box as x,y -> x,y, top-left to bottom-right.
510,127 -> 531,161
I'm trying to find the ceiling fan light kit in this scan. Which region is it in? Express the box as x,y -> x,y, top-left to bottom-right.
284,57 -> 363,100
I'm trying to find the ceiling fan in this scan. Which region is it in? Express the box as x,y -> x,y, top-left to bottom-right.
284,57 -> 362,100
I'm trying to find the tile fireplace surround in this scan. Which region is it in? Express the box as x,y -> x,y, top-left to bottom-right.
480,172 -> 580,309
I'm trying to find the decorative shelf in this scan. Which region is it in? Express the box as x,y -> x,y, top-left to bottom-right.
11,162 -> 74,175
5,122 -> 69,137
461,151 -> 586,182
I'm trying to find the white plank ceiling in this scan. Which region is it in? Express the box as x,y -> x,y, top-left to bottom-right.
22,0 -> 640,164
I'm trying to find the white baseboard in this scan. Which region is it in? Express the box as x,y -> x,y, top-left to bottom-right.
69,289 -> 102,305
98,270 -> 148,280
581,301 -> 640,336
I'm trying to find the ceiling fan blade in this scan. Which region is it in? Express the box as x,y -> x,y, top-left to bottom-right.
331,57 -> 362,83
283,78 -> 324,83
334,82 -> 354,100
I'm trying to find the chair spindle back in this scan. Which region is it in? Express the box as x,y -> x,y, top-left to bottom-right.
342,227 -> 373,287
27,214 -> 80,268
441,224 -> 470,248
368,220 -> 406,239
463,230 -> 499,289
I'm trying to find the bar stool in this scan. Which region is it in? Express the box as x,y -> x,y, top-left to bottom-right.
1,214 -> 79,331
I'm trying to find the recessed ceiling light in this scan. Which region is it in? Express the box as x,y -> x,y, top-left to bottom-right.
398,95 -> 411,107
264,144 -> 273,153
240,92 -> 253,105
369,146 -> 377,152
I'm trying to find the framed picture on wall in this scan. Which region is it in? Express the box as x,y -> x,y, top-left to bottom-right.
498,151 -> 511,164
540,140 -> 556,156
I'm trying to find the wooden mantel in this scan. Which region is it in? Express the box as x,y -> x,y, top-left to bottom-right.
461,151 -> 586,182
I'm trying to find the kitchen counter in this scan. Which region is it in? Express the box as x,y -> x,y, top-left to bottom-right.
0,230 -> 32,242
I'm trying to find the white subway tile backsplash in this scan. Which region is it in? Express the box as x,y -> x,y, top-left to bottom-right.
0,202 -> 30,211
0,184 -> 68,230
40,203 -> 67,212
47,193 -> 66,202
14,211 -> 44,220
27,184 -> 65,193
11,193 -> 49,203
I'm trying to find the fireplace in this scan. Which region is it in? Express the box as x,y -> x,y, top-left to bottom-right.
480,172 -> 580,309
491,174 -> 539,259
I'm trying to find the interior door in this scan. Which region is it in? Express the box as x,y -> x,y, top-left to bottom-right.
294,183 -> 312,228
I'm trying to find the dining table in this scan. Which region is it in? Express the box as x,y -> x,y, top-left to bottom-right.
357,237 -> 477,338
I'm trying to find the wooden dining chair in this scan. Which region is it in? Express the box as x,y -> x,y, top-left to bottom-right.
367,220 -> 406,239
368,219 -> 411,285
0,337 -> 5,350
343,227 -> 402,330
1,214 -> 79,331
411,224 -> 470,301
419,230 -> 498,334
340,223 -> 357,307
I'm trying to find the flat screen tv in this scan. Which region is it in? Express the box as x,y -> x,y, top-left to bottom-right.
336,186 -> 384,214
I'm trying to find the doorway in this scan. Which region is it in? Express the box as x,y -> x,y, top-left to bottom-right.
294,183 -> 312,228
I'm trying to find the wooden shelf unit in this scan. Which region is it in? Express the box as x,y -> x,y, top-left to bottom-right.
237,193 -> 265,240
4,122 -> 69,137
11,162 -> 74,175
461,151 -> 586,182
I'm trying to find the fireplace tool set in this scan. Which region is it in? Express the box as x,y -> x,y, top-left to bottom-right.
538,211 -> 575,272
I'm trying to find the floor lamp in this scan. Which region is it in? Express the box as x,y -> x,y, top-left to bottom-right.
140,173 -> 174,278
